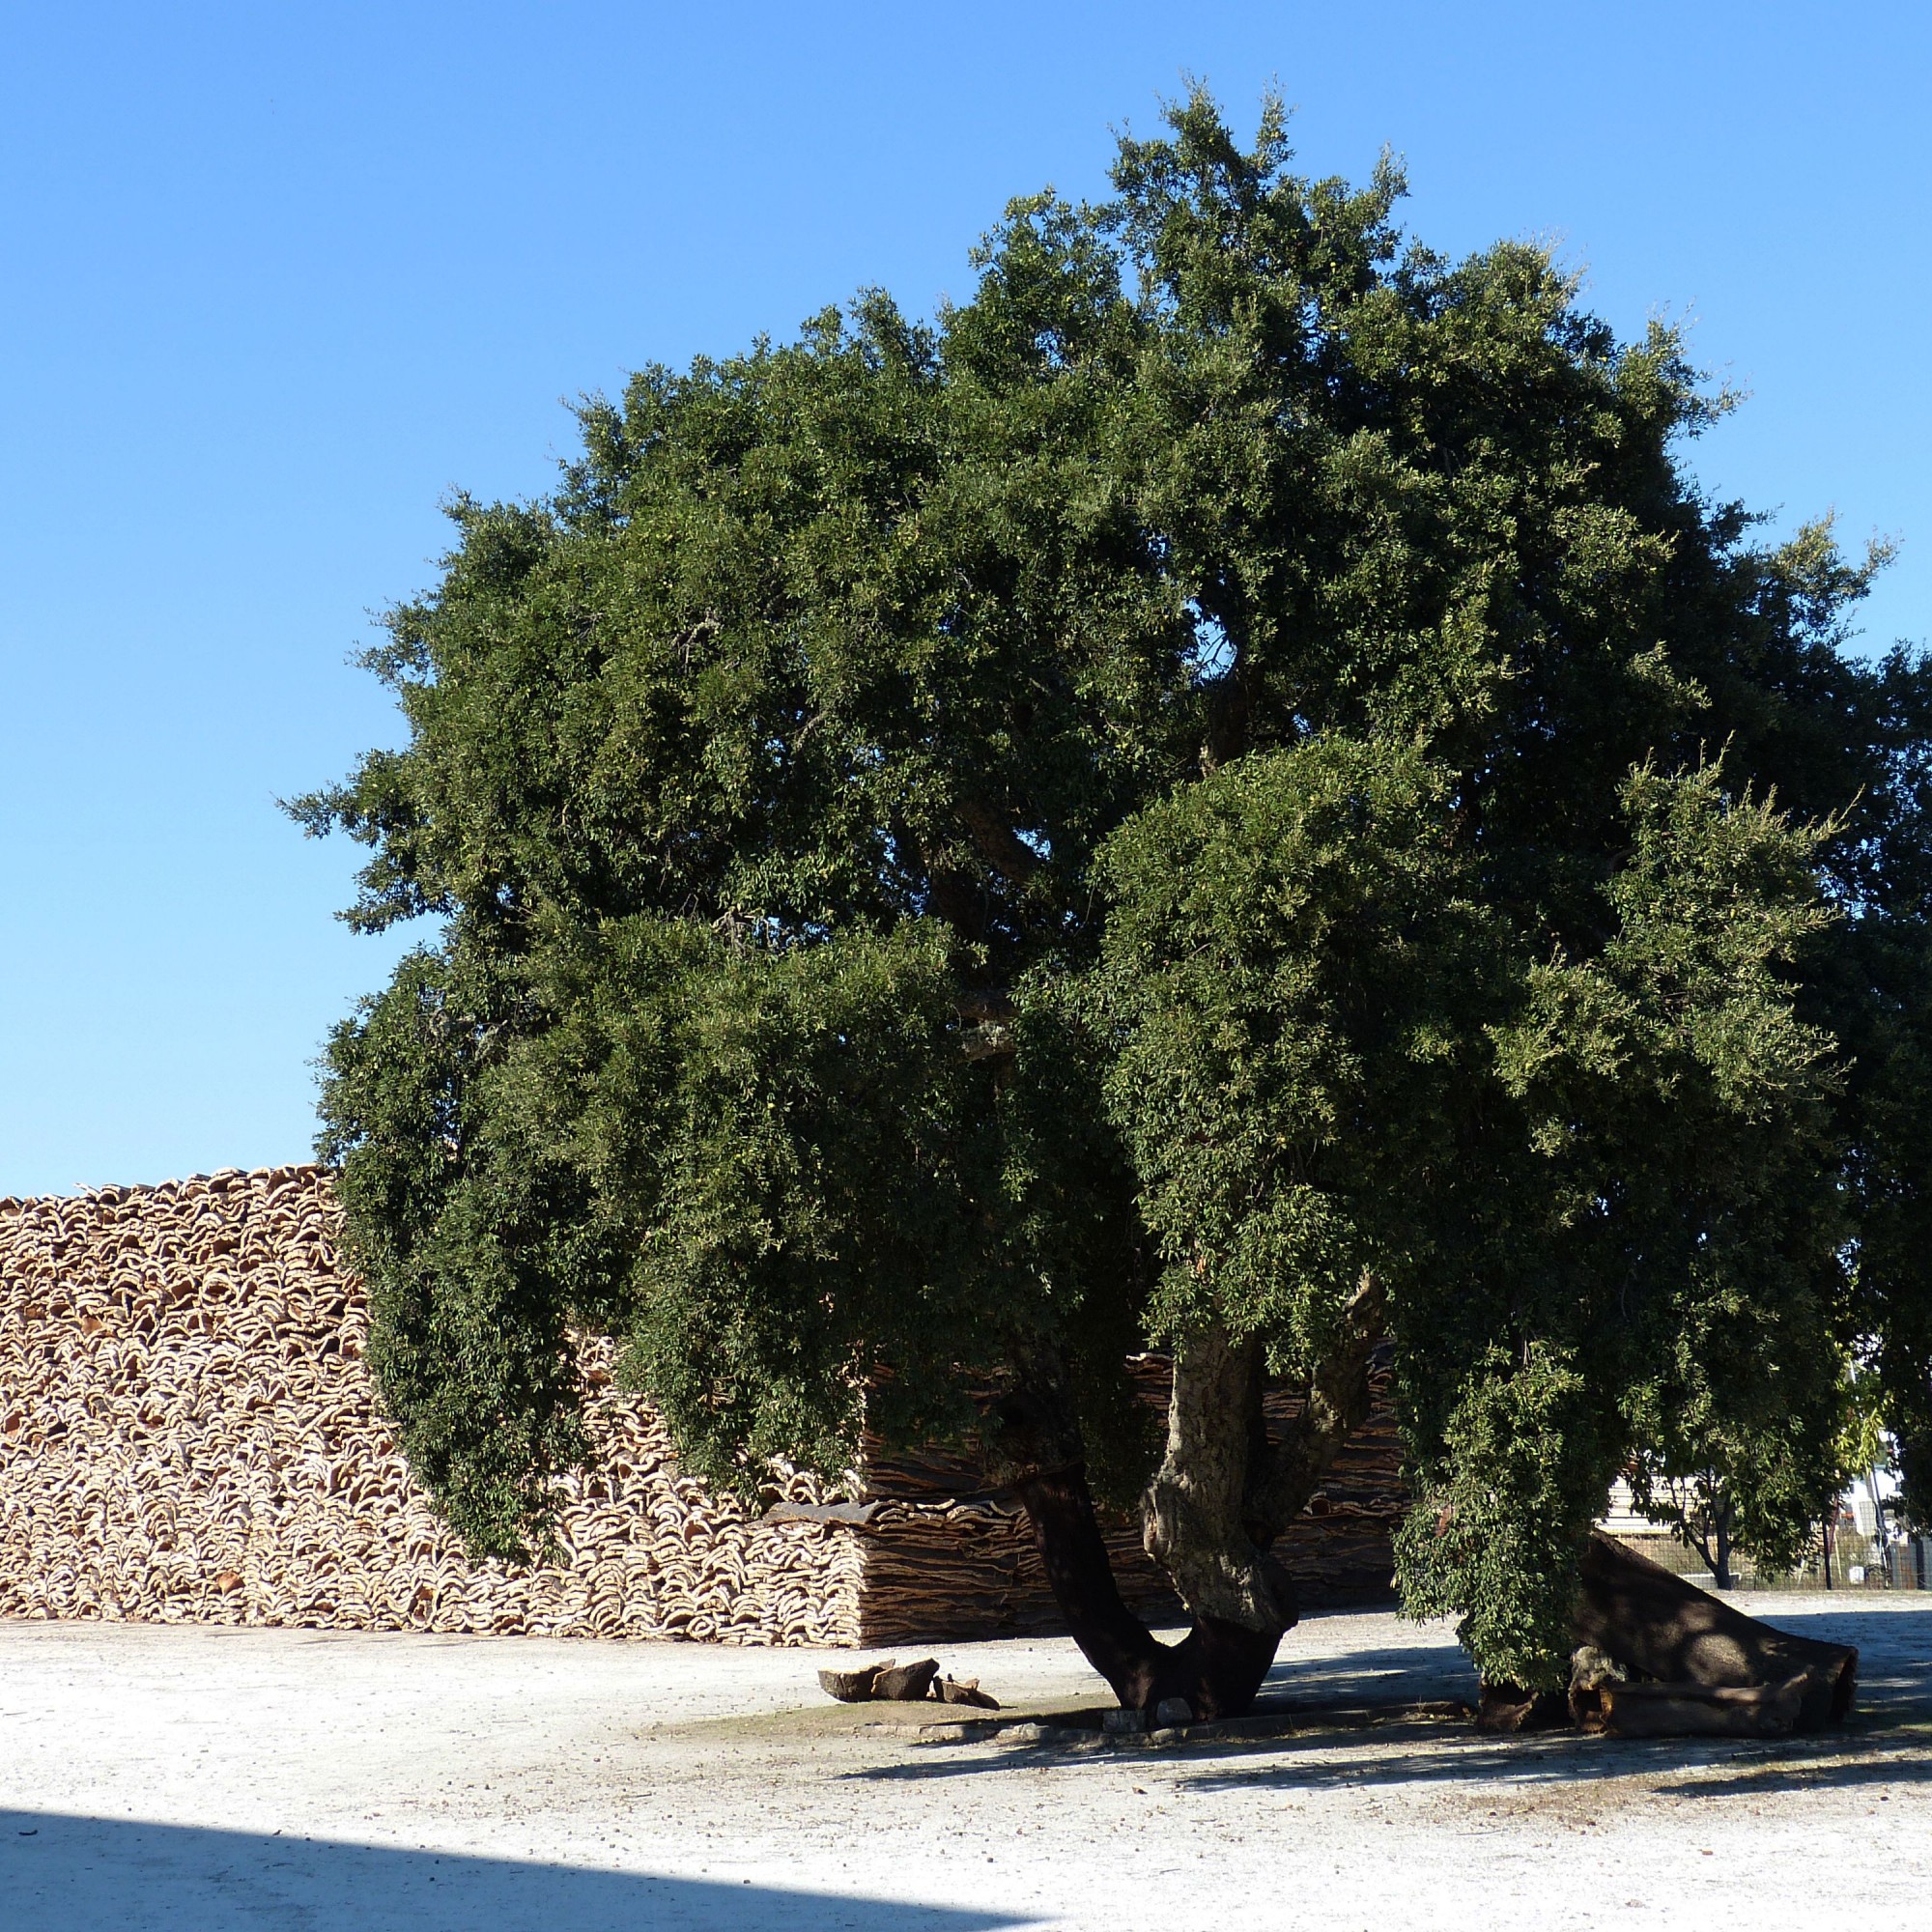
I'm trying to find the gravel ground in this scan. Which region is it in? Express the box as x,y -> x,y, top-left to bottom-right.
2,1594 -> 1927,1931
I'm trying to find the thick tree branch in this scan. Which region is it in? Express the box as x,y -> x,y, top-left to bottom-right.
954,987 -> 1016,1063
1243,1271 -> 1389,1543
1199,669 -> 1251,775
956,798 -> 1045,884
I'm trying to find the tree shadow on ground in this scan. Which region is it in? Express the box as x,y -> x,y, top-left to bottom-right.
1172,1719 -> 1932,1798
848,1600 -> 1932,1798
0,1811 -> 1037,1932
851,1709 -> 1932,1799
1256,1631 -> 1479,1710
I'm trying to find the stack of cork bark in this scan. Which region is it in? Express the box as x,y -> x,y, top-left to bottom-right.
0,1168 -> 1403,1644
0,1169 -> 859,1642
852,1360 -> 1404,1644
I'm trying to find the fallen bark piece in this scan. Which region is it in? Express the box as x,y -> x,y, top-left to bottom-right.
1599,1676 -> 1808,1739
1567,1642 -> 1631,1730
1575,1531 -> 1858,1730
935,1675 -> 1001,1709
818,1659 -> 895,1702
872,1659 -> 941,1703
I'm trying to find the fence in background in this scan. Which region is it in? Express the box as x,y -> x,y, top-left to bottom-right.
1615,1528 -> 1931,1593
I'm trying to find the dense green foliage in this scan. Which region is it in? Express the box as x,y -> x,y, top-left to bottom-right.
1094,738 -> 1479,1377
301,93 -> 1932,1681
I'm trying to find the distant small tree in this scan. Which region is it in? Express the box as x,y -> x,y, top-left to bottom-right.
1629,1350 -> 1892,1589
298,91 -> 1932,1713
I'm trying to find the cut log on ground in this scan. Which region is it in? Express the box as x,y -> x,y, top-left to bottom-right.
1593,1677 -> 1811,1739
817,1661 -> 894,1701
1574,1530 -> 1858,1732
816,1658 -> 999,1708
935,1675 -> 1001,1709
872,1659 -> 941,1702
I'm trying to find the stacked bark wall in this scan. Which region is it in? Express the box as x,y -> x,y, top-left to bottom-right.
0,1168 -> 859,1642
1,1168 -> 1403,1645
851,1363 -> 1403,1644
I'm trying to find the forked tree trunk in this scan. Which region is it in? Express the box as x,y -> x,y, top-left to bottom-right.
994,1279 -> 1386,1719
1007,1461 -> 1278,1716
1689,1488 -> 1736,1591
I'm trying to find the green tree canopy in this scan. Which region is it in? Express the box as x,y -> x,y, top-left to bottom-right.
299,91 -> 1932,1707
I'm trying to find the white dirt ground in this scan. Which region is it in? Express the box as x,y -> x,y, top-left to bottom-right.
2,1594 -> 1927,1931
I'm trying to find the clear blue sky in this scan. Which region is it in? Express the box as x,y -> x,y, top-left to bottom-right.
3,2 -> 1926,1197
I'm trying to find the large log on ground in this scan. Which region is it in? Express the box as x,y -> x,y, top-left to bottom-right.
1596,1677 -> 1810,1739
1576,1529 -> 1857,1731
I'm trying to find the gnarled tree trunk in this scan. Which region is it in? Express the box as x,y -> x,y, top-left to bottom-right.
993,1279 -> 1386,1718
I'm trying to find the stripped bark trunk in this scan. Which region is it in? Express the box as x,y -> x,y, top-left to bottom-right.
992,1277 -> 1386,1718
1486,1530 -> 1861,1734
1573,1529 -> 1857,1730
987,1353 -> 1165,1707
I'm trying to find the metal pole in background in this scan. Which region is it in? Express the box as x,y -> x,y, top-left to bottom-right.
1865,1469 -> 1892,1584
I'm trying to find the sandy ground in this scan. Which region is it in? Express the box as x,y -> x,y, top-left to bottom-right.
1,1595 -> 1927,1931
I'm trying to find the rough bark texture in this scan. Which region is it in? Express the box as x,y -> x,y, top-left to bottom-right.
1144,1324 -> 1298,1636
997,1282 -> 1388,1719
1007,1463 -> 1171,1707
1574,1529 -> 1858,1730
1243,1278 -> 1389,1542
1593,1678 -> 1810,1739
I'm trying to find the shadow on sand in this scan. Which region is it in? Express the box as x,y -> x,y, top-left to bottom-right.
0,1811 -> 1038,1932
847,1599 -> 1932,1800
